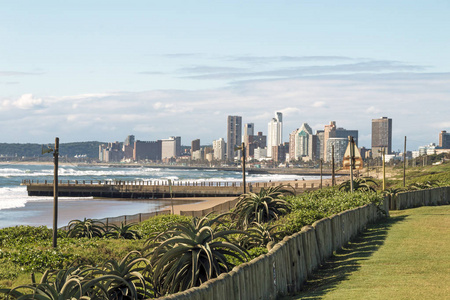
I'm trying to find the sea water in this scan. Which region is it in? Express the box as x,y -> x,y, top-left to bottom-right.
0,163 -> 319,228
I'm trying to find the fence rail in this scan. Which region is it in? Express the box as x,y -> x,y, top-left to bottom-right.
59,209 -> 171,231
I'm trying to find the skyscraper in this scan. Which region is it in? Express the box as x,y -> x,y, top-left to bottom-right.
289,123 -> 316,161
372,117 -> 392,157
439,130 -> 450,149
267,112 -> 282,158
213,138 -> 226,161
227,115 -> 242,161
322,121 -> 358,162
244,123 -> 254,137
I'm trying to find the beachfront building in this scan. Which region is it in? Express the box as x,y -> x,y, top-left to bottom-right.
322,121 -> 358,162
99,142 -> 123,162
267,112 -> 283,158
254,147 -> 267,160
213,138 -> 226,161
226,115 -> 242,161
133,140 -> 161,161
326,138 -> 348,164
244,131 -> 267,160
289,123 -> 316,162
439,130 -> 450,148
372,117 -> 392,157
161,136 -> 181,160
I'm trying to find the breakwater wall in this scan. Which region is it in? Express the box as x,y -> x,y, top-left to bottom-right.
22,178 -> 347,199
160,186 -> 449,300
390,186 -> 450,210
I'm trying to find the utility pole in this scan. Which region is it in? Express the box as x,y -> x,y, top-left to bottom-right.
320,159 -> 323,189
403,136 -> 407,187
382,147 -> 386,191
331,145 -> 335,186
52,138 -> 59,248
235,143 -> 246,194
349,136 -> 355,193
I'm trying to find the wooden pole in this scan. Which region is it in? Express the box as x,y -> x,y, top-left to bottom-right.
382,147 -> 386,191
349,136 -> 354,193
331,145 -> 335,186
320,159 -> 323,189
242,142 -> 246,194
52,137 -> 59,248
403,136 -> 407,187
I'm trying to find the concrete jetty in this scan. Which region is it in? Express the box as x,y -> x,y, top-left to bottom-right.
21,179 -> 329,199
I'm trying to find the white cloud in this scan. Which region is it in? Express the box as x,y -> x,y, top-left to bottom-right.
12,94 -> 44,109
312,101 -> 326,108
366,106 -> 381,114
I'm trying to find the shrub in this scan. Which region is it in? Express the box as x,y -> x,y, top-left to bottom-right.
233,185 -> 294,229
147,214 -> 247,296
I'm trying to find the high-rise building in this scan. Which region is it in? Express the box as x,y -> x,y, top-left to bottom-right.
439,130 -> 450,149
123,135 -> 135,160
124,135 -> 135,146
322,121 -> 358,162
272,142 -> 289,163
191,139 -> 200,153
326,138 -> 348,164
244,132 -> 267,159
213,138 -> 226,161
372,117 -> 392,157
161,136 -> 181,159
267,112 -> 283,158
244,123 -> 254,138
133,140 -> 161,161
227,116 -> 242,161
289,123 -> 315,161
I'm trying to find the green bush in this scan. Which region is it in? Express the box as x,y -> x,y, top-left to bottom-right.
0,226 -> 52,247
138,214 -> 191,238
280,189 -> 384,235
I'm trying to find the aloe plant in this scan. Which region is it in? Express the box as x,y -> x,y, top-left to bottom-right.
339,177 -> 378,192
233,185 -> 294,229
0,265 -> 130,300
242,222 -> 285,250
101,251 -> 153,299
67,218 -> 106,239
106,222 -> 141,240
147,214 -> 247,296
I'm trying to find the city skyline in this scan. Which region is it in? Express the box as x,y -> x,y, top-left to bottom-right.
1,1 -> 449,151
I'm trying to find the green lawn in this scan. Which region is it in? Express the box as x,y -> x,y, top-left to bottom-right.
283,205 -> 450,300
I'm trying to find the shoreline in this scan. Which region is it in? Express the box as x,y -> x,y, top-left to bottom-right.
2,161 -> 346,176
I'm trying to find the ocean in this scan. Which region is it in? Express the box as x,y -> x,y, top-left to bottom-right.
0,163 -> 320,228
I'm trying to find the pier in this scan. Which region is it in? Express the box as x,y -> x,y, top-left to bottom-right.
21,179 -> 329,199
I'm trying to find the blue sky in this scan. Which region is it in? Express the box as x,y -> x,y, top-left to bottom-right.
1,1 -> 449,151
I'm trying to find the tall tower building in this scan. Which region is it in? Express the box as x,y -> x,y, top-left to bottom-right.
226,116 -> 242,161
372,117 -> 392,157
439,130 -> 450,149
267,112 -> 283,158
213,138 -> 226,161
191,139 -> 200,152
244,123 -> 254,137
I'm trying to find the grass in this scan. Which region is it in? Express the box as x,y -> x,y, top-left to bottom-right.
282,205 -> 450,300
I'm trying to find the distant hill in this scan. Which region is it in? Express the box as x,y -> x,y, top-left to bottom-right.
0,141 -> 105,159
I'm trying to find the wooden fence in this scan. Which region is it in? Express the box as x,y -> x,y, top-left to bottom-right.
160,186 -> 449,300
390,186 -> 449,210
159,198 -> 388,299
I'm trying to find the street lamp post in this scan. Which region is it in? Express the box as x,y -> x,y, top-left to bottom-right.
235,143 -> 246,194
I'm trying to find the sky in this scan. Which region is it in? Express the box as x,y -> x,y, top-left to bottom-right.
1,0 -> 449,152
